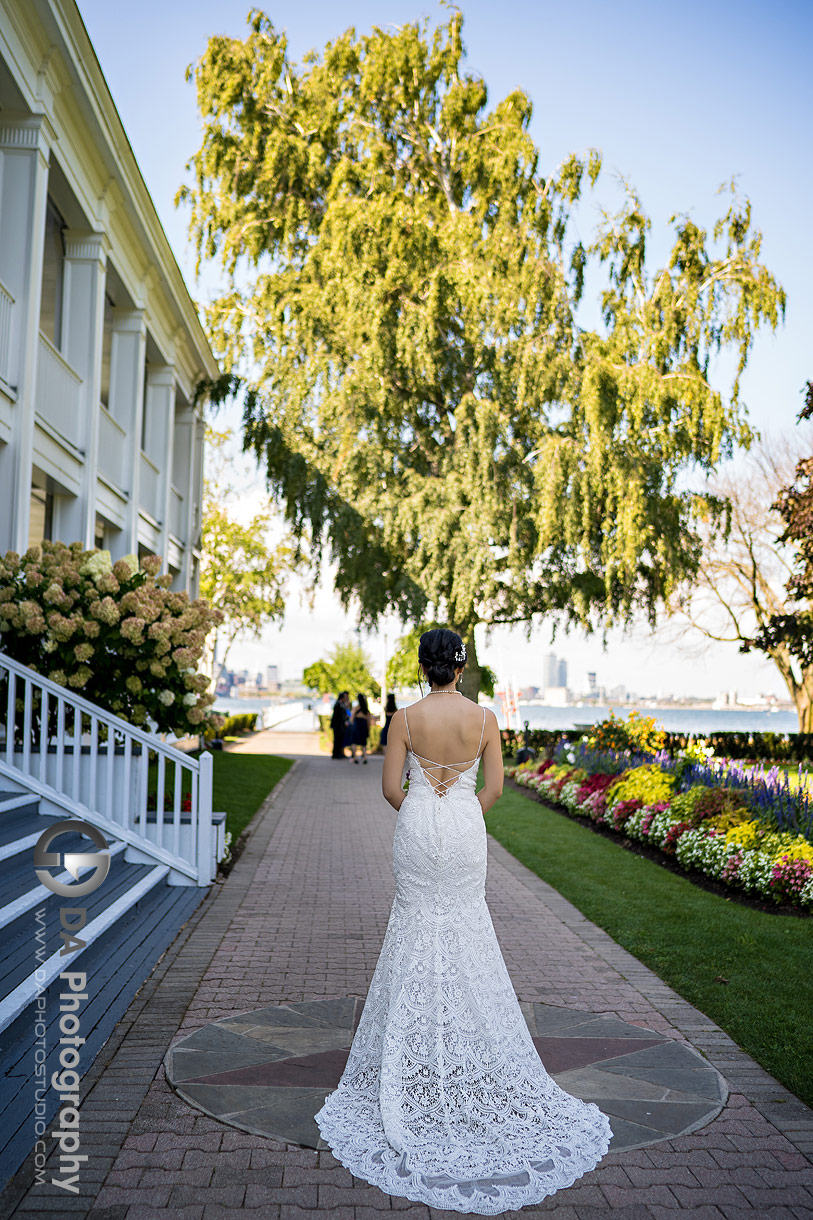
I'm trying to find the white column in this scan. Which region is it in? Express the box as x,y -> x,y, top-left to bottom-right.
190,412 -> 205,596
171,402 -> 194,589
144,364 -> 175,561
0,116 -> 52,553
107,308 -> 146,556
54,230 -> 108,547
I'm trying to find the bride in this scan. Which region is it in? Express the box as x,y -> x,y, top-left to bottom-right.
314,628 -> 612,1213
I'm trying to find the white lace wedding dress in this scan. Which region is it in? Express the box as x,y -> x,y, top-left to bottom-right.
314,706 -> 612,1213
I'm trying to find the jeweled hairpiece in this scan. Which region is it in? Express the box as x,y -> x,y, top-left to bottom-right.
454,644 -> 467,664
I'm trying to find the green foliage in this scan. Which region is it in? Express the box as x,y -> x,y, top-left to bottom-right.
606,763 -> 675,808
385,622 -> 440,691
751,381 -> 813,717
386,620 -> 495,695
200,428 -> 296,685
669,786 -> 749,826
181,10 -> 785,643
207,750 -> 292,843
303,640 -> 380,698
203,710 -> 259,740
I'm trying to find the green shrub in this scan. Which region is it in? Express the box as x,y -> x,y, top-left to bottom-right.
0,541 -> 223,735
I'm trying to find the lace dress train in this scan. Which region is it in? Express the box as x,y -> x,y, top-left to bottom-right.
315,719 -> 612,1213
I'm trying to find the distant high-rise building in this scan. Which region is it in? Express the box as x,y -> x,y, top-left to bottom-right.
266,665 -> 279,686
585,670 -> 598,695
542,653 -> 559,689
542,653 -> 568,691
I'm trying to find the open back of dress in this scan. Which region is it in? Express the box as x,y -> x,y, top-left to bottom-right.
403,704 -> 487,798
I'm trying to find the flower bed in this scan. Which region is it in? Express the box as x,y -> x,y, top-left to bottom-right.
505,750 -> 813,911
501,726 -> 813,765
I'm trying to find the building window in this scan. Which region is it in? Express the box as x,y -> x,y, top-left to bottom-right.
39,199 -> 66,349
29,487 -> 54,548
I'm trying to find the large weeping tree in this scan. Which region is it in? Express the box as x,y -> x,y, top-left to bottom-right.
179,8 -> 785,701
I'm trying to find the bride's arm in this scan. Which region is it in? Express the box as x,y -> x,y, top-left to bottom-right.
382,709 -> 409,810
477,711 -> 504,815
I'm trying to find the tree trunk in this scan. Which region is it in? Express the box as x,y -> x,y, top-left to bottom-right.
797,688 -> 813,733
792,667 -> 813,733
769,645 -> 813,732
454,624 -> 482,704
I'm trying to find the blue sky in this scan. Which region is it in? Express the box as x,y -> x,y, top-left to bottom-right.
77,0 -> 812,701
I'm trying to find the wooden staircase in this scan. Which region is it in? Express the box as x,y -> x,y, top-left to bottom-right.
0,654 -> 227,1190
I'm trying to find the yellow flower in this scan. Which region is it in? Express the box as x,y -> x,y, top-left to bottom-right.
775,840 -> 813,867
608,764 -> 674,808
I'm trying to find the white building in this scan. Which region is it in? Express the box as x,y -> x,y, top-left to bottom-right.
542,652 -> 559,689
0,0 -> 218,594
542,652 -> 568,698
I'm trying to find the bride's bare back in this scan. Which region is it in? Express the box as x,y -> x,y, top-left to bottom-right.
382,695 -> 503,813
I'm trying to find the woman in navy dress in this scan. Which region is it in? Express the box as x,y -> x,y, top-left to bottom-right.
351,692 -> 371,764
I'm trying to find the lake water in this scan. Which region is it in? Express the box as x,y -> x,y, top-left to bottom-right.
214,696 -> 800,736
499,704 -> 799,735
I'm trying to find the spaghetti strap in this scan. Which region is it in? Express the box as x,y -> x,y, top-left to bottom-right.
476,706 -> 486,757
403,706 -> 413,751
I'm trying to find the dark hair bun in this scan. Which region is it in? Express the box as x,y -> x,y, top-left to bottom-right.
418,628 -> 467,687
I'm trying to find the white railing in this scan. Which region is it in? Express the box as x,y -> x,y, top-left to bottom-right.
36,332 -> 82,447
0,653 -> 213,886
169,484 -> 185,541
98,403 -> 128,490
139,451 -> 161,521
0,279 -> 13,386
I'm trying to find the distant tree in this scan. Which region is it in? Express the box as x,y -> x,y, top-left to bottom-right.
386,622 -> 496,698
668,420 -> 813,729
303,641 -> 380,698
748,382 -> 813,728
181,10 -> 785,702
200,428 -> 296,688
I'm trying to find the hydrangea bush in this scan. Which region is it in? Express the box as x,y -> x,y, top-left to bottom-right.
504,754 -> 813,911
0,542 -> 224,735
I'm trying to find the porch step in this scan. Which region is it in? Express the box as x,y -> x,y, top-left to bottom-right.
0,855 -> 172,1033
0,837 -> 127,929
0,788 -> 210,1192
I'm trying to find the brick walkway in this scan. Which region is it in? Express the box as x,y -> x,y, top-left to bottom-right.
2,750 -> 812,1220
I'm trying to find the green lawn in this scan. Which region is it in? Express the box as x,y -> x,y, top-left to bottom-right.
147,749 -> 291,843
210,751 -> 292,841
485,784 -> 813,1107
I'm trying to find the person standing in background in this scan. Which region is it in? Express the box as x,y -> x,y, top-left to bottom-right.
380,693 -> 397,752
331,691 -> 350,759
343,697 -> 354,754
350,692 -> 372,764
